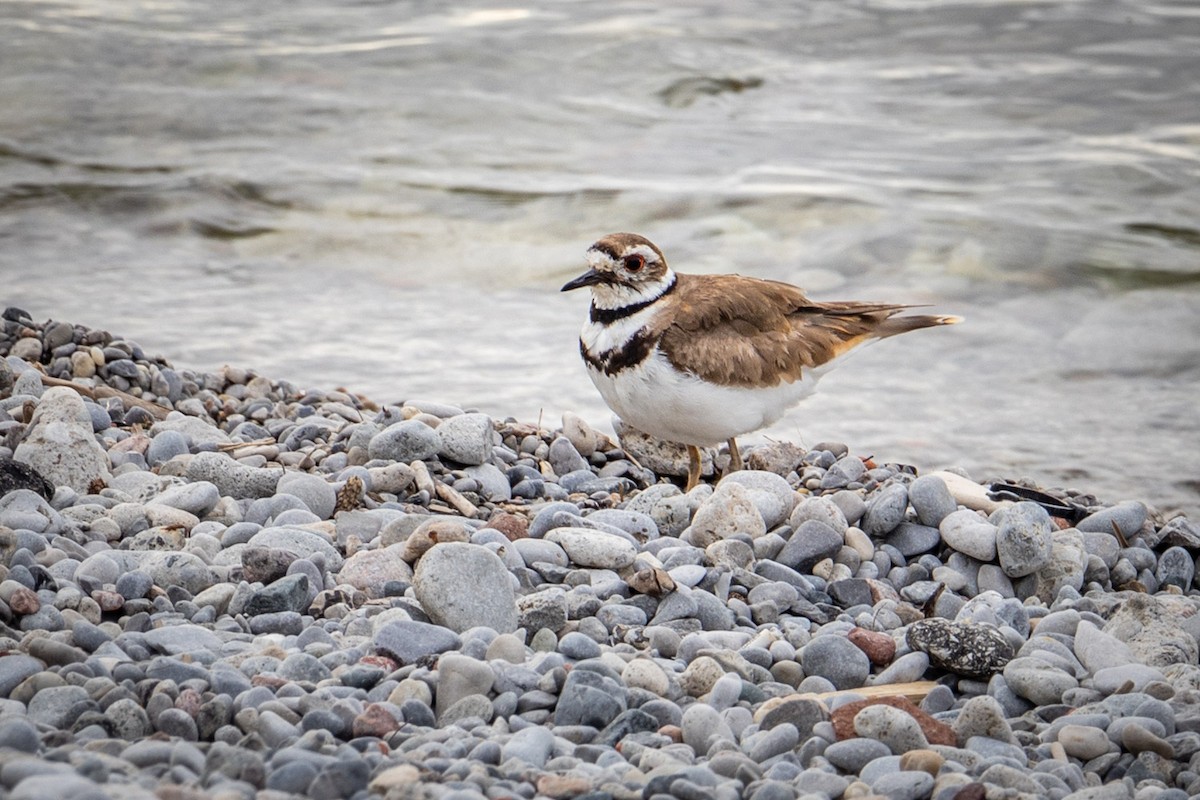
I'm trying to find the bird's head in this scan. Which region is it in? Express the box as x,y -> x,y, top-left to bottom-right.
561,233 -> 674,309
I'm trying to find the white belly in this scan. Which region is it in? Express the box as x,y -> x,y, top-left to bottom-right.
586,349 -> 828,446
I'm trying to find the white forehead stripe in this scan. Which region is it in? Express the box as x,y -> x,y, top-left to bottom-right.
585,243 -> 661,270
625,244 -> 660,263
585,249 -> 617,269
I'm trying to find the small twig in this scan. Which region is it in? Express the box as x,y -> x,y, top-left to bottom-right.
216,438 -> 277,452
1111,520 -> 1129,548
435,482 -> 479,518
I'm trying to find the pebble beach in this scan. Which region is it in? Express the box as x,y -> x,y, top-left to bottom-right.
0,307 -> 1198,800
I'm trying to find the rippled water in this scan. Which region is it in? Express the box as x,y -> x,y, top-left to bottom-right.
2,0 -> 1198,514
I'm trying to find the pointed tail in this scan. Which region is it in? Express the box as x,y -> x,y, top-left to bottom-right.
876,313 -> 963,339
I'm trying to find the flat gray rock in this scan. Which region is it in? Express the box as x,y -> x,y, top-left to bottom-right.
413,542 -> 518,634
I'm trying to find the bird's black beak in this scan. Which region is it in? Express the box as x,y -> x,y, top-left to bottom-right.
560,268 -> 606,292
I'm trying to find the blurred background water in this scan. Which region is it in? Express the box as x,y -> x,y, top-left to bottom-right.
2,0 -> 1198,515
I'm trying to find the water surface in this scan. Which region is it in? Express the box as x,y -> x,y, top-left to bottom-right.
2,0 -> 1198,514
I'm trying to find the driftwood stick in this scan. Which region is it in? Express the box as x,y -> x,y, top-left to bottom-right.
753,680 -> 940,723
38,373 -> 171,421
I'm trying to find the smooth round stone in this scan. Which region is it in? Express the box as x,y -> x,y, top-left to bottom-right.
156,707 -> 199,740
899,748 -> 944,776
939,509 -> 998,562
558,631 -> 602,660
871,770 -> 934,800
747,722 -> 799,763
853,704 -> 929,754
337,546 -> 413,592
511,537 -> 569,567
0,717 -> 40,752
687,482 -> 767,547
1120,722 -> 1175,758
1076,501 -> 1147,536
824,738 -> 891,773
1155,545 -> 1195,590
861,483 -> 908,537
1095,665 -> 1167,698
622,659 -> 670,696
1002,656 -> 1078,705
501,725 -> 556,768
800,635 -> 870,691
884,523 -> 941,557
547,436 -> 589,475
977,763 -> 1041,795
147,480 -> 221,517
373,620 -> 461,665
368,419 -> 441,462
858,754 -> 904,785
276,472 -> 338,519
844,526 -> 874,561
0,655 -> 47,697
909,475 -> 957,527
586,508 -> 659,542
545,527 -> 637,569
871,651 -> 929,686
26,684 -> 93,728
790,495 -> 849,534
465,463 -> 512,502
717,470 -> 796,528
10,774 -> 111,800
247,526 -> 343,571
145,429 -> 189,465
681,703 -> 736,753
267,761 -> 320,795
820,455 -> 865,489
1073,620 -> 1135,674
669,563 -> 708,587
435,653 -> 495,719
1041,733 -> 1093,775
951,695 -> 1015,744
707,672 -> 743,711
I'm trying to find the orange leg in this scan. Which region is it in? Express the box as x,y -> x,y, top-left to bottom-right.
686,445 -> 702,491
727,438 -> 743,472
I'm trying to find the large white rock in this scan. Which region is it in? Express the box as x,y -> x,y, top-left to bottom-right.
14,386 -> 111,493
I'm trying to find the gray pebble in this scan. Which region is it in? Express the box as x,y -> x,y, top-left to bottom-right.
940,509 -> 998,561
556,667 -> 627,729
800,634 -> 870,691
776,519 -> 842,571
861,482 -> 909,536
1076,500 -> 1148,536
186,450 -> 281,499
437,412 -> 494,466
414,542 -> 518,633
276,472 -> 338,519
909,474 -> 957,527
368,419 -> 441,462
995,502 -> 1054,577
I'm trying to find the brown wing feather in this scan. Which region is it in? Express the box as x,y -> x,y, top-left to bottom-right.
658,273 -> 948,388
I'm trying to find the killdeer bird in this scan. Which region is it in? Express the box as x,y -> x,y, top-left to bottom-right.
562,232 -> 961,491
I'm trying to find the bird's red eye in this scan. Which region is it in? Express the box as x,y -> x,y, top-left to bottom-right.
625,254 -> 645,272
